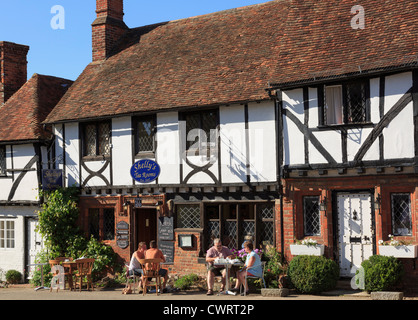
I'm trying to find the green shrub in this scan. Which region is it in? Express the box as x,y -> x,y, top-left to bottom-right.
174,274 -> 200,290
288,255 -> 339,294
6,270 -> 22,284
360,255 -> 404,292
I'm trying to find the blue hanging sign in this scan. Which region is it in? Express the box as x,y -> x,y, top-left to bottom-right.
130,159 -> 161,184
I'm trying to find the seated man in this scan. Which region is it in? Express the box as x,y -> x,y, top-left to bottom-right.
145,240 -> 168,292
126,241 -> 147,292
205,238 -> 234,295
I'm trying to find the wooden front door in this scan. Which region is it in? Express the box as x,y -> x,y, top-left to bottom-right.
337,192 -> 374,277
135,208 -> 157,248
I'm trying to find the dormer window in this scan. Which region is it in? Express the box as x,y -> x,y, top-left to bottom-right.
82,121 -> 111,159
322,79 -> 370,125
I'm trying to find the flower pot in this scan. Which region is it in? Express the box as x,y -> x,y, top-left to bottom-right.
290,244 -> 324,256
378,245 -> 417,258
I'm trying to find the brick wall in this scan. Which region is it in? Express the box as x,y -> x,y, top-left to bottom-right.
92,0 -> 127,62
0,41 -> 29,104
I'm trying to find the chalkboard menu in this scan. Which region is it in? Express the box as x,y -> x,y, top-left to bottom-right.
159,241 -> 174,264
158,217 -> 174,241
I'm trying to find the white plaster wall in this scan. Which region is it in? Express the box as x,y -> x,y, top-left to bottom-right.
82,160 -> 111,187
64,122 -> 80,187
156,112 -> 180,185
369,77 -> 381,124
248,101 -> 276,182
10,144 -> 38,201
310,130 -> 342,164
112,117 -> 133,186
383,72 -> 414,159
0,206 -> 38,280
283,88 -> 305,166
220,105 -> 247,184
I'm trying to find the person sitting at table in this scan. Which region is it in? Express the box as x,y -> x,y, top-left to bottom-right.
145,240 -> 168,293
127,241 -> 147,292
205,238 -> 234,295
230,241 -> 262,296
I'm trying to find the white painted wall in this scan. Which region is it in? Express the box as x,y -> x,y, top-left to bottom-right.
283,72 -> 414,167
112,117 -> 133,186
0,206 -> 39,280
156,112 -> 180,185
64,122 -> 80,187
220,105 -> 247,184
248,101 -> 277,182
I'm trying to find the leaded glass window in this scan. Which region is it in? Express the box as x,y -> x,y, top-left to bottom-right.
135,116 -> 155,154
103,208 -> 115,240
323,79 -> 369,125
303,196 -> 321,236
177,204 -> 201,229
391,193 -> 412,236
89,208 -> 100,239
185,109 -> 218,157
83,121 -> 111,157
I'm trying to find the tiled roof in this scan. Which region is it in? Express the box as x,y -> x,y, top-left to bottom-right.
44,0 -> 418,123
0,73 -> 73,142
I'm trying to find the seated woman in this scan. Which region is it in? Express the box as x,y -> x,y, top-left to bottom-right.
231,241 -> 262,295
126,242 -> 147,292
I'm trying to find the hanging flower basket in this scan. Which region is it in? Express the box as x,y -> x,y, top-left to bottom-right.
290,239 -> 324,256
378,245 -> 417,258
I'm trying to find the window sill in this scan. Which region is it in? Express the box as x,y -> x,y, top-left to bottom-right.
82,155 -> 111,162
317,122 -> 374,130
135,152 -> 155,159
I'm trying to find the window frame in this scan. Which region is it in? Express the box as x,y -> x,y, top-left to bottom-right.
81,120 -> 112,160
390,193 -> 413,236
87,207 -> 115,241
303,196 -> 321,236
133,115 -> 156,158
182,109 -> 219,158
319,78 -> 371,126
0,219 -> 15,249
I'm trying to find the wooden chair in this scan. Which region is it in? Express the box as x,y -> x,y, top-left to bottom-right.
74,258 -> 95,292
240,261 -> 267,296
124,264 -> 142,294
49,260 -> 64,292
138,259 -> 161,296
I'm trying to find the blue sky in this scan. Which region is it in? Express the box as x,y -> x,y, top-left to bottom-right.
0,0 -> 268,81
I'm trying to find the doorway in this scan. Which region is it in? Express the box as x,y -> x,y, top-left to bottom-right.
135,208 -> 157,249
336,192 -> 374,277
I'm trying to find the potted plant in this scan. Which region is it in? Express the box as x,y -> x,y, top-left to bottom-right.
261,246 -> 290,297
378,235 -> 417,258
290,238 -> 325,256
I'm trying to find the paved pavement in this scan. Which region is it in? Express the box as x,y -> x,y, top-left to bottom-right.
0,284 -> 377,300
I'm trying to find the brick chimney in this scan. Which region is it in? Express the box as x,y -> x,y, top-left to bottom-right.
0,42 -> 29,105
92,0 -> 128,62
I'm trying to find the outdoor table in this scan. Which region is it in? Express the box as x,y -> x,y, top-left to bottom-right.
61,260 -> 77,290
27,263 -> 49,291
214,259 -> 243,296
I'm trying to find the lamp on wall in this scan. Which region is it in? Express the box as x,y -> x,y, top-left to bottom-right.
123,201 -> 131,214
374,193 -> 381,214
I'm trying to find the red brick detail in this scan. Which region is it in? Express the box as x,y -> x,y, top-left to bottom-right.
0,41 -> 29,105
92,0 -> 127,62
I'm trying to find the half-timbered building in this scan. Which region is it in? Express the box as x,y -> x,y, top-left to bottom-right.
43,0 -> 418,287
0,41 -> 73,279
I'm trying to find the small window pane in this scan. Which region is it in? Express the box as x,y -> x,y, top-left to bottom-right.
98,122 -> 111,156
391,194 -> 412,236
177,205 -> 200,229
84,124 -> 97,156
304,196 -> 321,236
136,117 -> 155,153
346,82 -> 367,123
103,209 -> 115,240
89,209 -> 100,239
